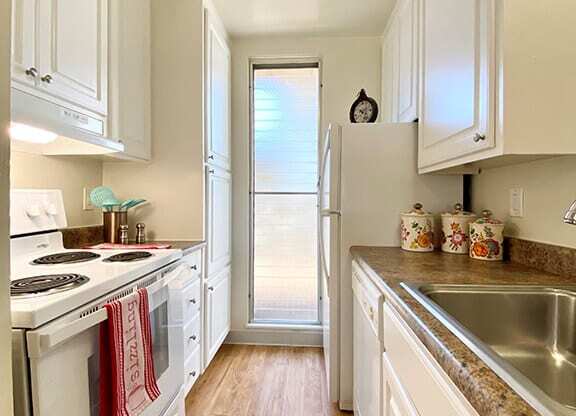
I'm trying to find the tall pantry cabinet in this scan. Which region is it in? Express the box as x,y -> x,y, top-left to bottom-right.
203,7 -> 232,370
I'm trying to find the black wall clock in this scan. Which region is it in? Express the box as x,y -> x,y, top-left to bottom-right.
349,89 -> 379,123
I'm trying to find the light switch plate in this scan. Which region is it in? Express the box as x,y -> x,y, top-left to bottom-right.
509,188 -> 524,217
83,187 -> 95,211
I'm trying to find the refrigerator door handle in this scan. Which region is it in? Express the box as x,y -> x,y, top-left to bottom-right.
319,216 -> 330,282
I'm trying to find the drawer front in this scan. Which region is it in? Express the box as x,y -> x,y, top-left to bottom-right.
183,314 -> 201,359
184,348 -> 201,394
352,261 -> 383,339
182,279 -> 201,320
383,304 -> 477,416
181,250 -> 202,280
383,352 -> 420,416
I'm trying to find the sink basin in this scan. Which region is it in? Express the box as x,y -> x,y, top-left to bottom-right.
401,283 -> 576,416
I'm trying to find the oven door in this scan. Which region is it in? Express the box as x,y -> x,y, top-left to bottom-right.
24,264 -> 187,416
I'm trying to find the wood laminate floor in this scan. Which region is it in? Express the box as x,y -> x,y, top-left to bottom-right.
185,344 -> 352,416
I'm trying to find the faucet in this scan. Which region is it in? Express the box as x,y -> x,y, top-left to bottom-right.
564,200 -> 576,225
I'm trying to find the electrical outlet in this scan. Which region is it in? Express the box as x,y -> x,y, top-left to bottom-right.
509,188 -> 524,217
83,187 -> 96,211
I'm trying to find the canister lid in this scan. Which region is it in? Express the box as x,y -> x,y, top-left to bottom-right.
402,203 -> 433,217
441,203 -> 476,218
473,209 -> 503,225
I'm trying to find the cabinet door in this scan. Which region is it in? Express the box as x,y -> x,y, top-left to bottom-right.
204,266 -> 231,367
381,20 -> 398,123
108,0 -> 151,160
206,166 -> 232,276
37,0 -> 108,115
11,0 -> 38,88
205,12 -> 231,170
418,0 -> 495,169
396,0 -> 419,122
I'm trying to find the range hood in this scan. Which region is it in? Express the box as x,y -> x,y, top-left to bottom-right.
11,89 -> 124,155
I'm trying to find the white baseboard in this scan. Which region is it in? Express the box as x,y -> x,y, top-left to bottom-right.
225,328 -> 323,347
340,400 -> 353,411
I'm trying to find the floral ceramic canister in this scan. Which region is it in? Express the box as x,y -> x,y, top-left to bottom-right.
441,203 -> 477,254
400,203 -> 435,252
469,210 -> 504,261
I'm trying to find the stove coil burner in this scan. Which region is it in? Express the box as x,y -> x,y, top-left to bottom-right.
11,274 -> 90,297
32,251 -> 101,265
104,251 -> 153,263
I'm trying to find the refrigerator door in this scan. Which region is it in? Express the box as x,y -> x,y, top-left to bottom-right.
318,124 -> 342,404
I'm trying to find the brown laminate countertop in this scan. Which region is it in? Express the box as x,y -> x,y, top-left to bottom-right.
154,240 -> 206,256
350,246 -> 576,416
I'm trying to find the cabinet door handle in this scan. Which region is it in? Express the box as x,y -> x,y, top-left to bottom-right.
189,298 -> 196,304
208,286 -> 215,291
473,133 -> 486,142
189,335 -> 197,341
189,371 -> 197,377
208,155 -> 215,160
25,67 -> 38,77
191,264 -> 198,270
40,74 -> 53,84
208,169 -> 215,174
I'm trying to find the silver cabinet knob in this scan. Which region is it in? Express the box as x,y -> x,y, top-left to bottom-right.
208,155 -> 215,160
41,74 -> 53,84
191,264 -> 198,270
189,335 -> 197,341
189,371 -> 197,377
473,133 -> 486,142
189,298 -> 196,304
208,169 -> 215,174
208,286 -> 214,291
25,67 -> 38,77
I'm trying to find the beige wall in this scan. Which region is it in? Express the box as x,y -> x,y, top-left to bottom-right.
472,155 -> 576,248
10,152 -> 103,227
230,35 -> 382,334
0,0 -> 13,413
103,0 -> 205,241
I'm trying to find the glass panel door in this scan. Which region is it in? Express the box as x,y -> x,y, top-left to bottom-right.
251,64 -> 320,324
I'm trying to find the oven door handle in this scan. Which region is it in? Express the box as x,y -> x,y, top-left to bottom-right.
29,263 -> 189,357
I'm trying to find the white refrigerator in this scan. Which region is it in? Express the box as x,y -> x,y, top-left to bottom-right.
318,122 -> 463,410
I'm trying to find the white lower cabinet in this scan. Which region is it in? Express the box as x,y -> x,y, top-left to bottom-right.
180,248 -> 204,396
351,262 -> 477,416
352,263 -> 383,416
204,265 -> 231,368
382,303 -> 478,416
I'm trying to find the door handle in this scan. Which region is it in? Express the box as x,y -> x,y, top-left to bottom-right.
41,74 -> 53,84
25,67 -> 38,77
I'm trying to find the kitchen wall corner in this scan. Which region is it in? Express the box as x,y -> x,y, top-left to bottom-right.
102,0 -> 205,241
472,155 -> 576,249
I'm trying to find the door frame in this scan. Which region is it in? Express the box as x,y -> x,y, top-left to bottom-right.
247,57 -> 323,326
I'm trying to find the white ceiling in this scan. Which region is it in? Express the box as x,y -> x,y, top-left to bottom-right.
212,0 -> 396,38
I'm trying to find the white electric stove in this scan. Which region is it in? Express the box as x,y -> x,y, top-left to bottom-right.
10,190 -> 187,416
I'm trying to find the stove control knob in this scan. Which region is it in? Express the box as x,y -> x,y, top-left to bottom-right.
44,203 -> 58,216
26,205 -> 42,218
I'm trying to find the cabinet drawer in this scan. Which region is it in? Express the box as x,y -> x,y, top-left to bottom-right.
383,352 -> 420,416
182,279 -> 201,320
184,348 -> 201,393
183,314 -> 201,359
383,304 -> 477,416
181,250 -> 202,279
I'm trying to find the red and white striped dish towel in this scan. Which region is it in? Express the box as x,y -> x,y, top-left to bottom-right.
99,288 -> 161,416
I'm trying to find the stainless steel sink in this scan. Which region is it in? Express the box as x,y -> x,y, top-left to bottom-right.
401,283 -> 576,416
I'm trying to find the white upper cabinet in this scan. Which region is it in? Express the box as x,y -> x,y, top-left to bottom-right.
24,0 -> 108,116
11,0 -> 37,88
381,0 -> 418,123
205,11 -> 231,171
418,0 -> 495,171
108,0 -> 152,160
418,1 -> 576,173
